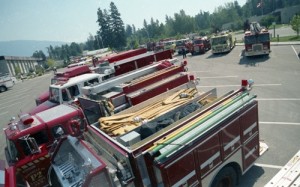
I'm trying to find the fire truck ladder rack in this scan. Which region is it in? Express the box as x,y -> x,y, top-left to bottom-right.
82,59 -> 178,95
147,90 -> 256,164
265,150 -> 300,187
250,22 -> 262,34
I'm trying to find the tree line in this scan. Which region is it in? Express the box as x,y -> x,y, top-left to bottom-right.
32,0 -> 300,65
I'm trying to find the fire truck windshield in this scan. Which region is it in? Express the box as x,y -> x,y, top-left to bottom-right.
194,40 -> 203,45
211,36 -> 227,45
176,41 -> 184,46
245,33 -> 270,44
6,139 -> 19,163
51,78 -> 58,84
49,87 -> 60,103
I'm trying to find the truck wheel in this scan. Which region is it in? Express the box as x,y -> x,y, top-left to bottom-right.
211,166 -> 237,187
0,86 -> 7,92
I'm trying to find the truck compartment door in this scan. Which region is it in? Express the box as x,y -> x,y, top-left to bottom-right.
240,104 -> 259,143
221,118 -> 241,159
242,133 -> 259,171
161,152 -> 198,187
195,133 -> 222,178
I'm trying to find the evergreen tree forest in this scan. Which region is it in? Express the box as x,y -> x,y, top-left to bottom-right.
38,0 -> 300,62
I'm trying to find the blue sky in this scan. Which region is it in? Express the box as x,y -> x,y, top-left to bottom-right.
0,0 -> 246,43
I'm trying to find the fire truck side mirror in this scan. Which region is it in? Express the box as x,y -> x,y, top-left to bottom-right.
55,127 -> 64,137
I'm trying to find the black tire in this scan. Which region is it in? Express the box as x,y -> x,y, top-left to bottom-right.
0,86 -> 7,92
211,166 -> 237,187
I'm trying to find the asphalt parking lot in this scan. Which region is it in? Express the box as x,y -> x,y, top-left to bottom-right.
0,45 -> 300,186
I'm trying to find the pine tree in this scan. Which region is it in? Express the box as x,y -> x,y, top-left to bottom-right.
109,2 -> 126,49
97,8 -> 112,48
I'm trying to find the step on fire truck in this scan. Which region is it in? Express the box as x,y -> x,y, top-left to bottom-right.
3,59 -> 191,187
211,31 -> 236,54
47,79 -> 268,187
244,22 -> 271,57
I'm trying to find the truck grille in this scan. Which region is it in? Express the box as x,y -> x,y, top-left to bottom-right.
253,44 -> 263,51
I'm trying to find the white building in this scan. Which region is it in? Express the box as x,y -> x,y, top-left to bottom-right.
0,56 -> 40,76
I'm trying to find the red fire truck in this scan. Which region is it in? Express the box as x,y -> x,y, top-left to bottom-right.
92,48 -> 147,67
3,59 -> 191,187
35,65 -> 92,105
244,22 -> 271,57
189,37 -> 211,55
4,104 -> 85,187
175,38 -> 190,55
47,79 -> 268,187
31,50 -> 173,115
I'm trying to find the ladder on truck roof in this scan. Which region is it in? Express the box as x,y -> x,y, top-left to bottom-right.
81,59 -> 179,96
265,150 -> 300,187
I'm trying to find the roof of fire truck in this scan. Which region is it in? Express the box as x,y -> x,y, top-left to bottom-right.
50,73 -> 101,89
4,104 -> 79,140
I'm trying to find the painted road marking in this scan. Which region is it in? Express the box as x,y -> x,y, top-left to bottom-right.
0,111 -> 8,116
260,122 -> 300,126
257,98 -> 300,101
255,163 -> 283,169
0,95 -> 29,107
0,101 -> 23,110
197,83 -> 282,88
291,45 -> 300,60
200,75 -> 238,79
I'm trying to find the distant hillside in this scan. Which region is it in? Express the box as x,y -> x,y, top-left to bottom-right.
0,40 -> 67,57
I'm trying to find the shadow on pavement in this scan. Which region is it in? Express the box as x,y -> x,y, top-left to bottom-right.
239,50 -> 270,66
206,52 -> 230,59
238,165 -> 266,187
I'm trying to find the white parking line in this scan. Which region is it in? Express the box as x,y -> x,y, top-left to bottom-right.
0,95 -> 30,107
257,98 -> 300,101
197,83 -> 282,88
191,70 -> 211,73
0,101 -> 23,110
0,111 -> 8,116
255,163 -> 283,169
260,121 -> 300,126
200,75 -> 238,79
291,45 -> 300,60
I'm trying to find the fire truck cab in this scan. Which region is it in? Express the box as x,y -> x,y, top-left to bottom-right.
244,22 -> 271,57
190,37 -> 211,55
211,31 -> 236,54
175,38 -> 190,54
4,104 -> 85,187
35,65 -> 92,105
30,73 -> 104,114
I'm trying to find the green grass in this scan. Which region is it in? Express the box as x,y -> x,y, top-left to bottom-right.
270,35 -> 300,42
